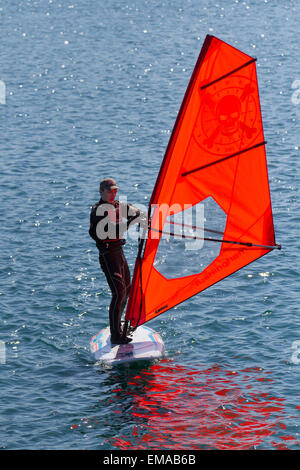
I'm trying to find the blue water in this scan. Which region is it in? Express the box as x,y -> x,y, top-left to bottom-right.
0,0 -> 299,450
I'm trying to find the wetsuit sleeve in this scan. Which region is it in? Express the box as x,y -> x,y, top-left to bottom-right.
89,208 -> 98,241
126,203 -> 148,230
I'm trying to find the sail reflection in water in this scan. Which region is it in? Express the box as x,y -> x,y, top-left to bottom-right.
110,360 -> 292,450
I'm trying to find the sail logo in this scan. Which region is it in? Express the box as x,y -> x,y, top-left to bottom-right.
195,75 -> 261,155
0,80 -> 5,104
201,247 -> 246,284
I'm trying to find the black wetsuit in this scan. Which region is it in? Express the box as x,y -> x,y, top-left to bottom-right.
89,199 -> 143,340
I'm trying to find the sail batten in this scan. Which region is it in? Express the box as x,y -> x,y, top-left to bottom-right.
200,58 -> 257,90
182,141 -> 267,176
125,35 -> 278,330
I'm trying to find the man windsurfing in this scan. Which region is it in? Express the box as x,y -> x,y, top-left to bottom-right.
89,178 -> 146,344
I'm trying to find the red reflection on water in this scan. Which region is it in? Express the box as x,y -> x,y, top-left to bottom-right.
111,360 -> 295,450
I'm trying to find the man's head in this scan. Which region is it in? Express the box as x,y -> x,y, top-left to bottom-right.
99,178 -> 118,203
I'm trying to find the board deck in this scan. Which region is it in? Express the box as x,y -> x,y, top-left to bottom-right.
90,325 -> 165,364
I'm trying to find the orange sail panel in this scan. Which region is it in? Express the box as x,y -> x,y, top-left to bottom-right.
125,35 -> 277,329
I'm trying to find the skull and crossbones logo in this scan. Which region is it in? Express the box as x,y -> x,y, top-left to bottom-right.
216,95 -> 241,136
194,78 -> 259,153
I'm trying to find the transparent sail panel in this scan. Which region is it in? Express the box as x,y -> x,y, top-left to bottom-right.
154,197 -> 227,280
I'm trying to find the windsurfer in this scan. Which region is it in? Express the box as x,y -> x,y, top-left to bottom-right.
89,178 -> 146,344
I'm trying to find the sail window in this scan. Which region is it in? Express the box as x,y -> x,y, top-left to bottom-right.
154,197 -> 227,279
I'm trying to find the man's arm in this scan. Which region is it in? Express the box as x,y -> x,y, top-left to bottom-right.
89,209 -> 98,241
126,203 -> 148,230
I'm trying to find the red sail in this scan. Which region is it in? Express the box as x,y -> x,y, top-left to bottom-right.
125,35 -> 278,329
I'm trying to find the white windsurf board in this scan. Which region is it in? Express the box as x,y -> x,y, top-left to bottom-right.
90,325 -> 164,365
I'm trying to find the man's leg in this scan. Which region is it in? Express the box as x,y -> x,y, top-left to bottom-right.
99,249 -> 129,341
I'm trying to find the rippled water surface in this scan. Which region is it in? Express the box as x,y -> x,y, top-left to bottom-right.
0,0 -> 299,450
